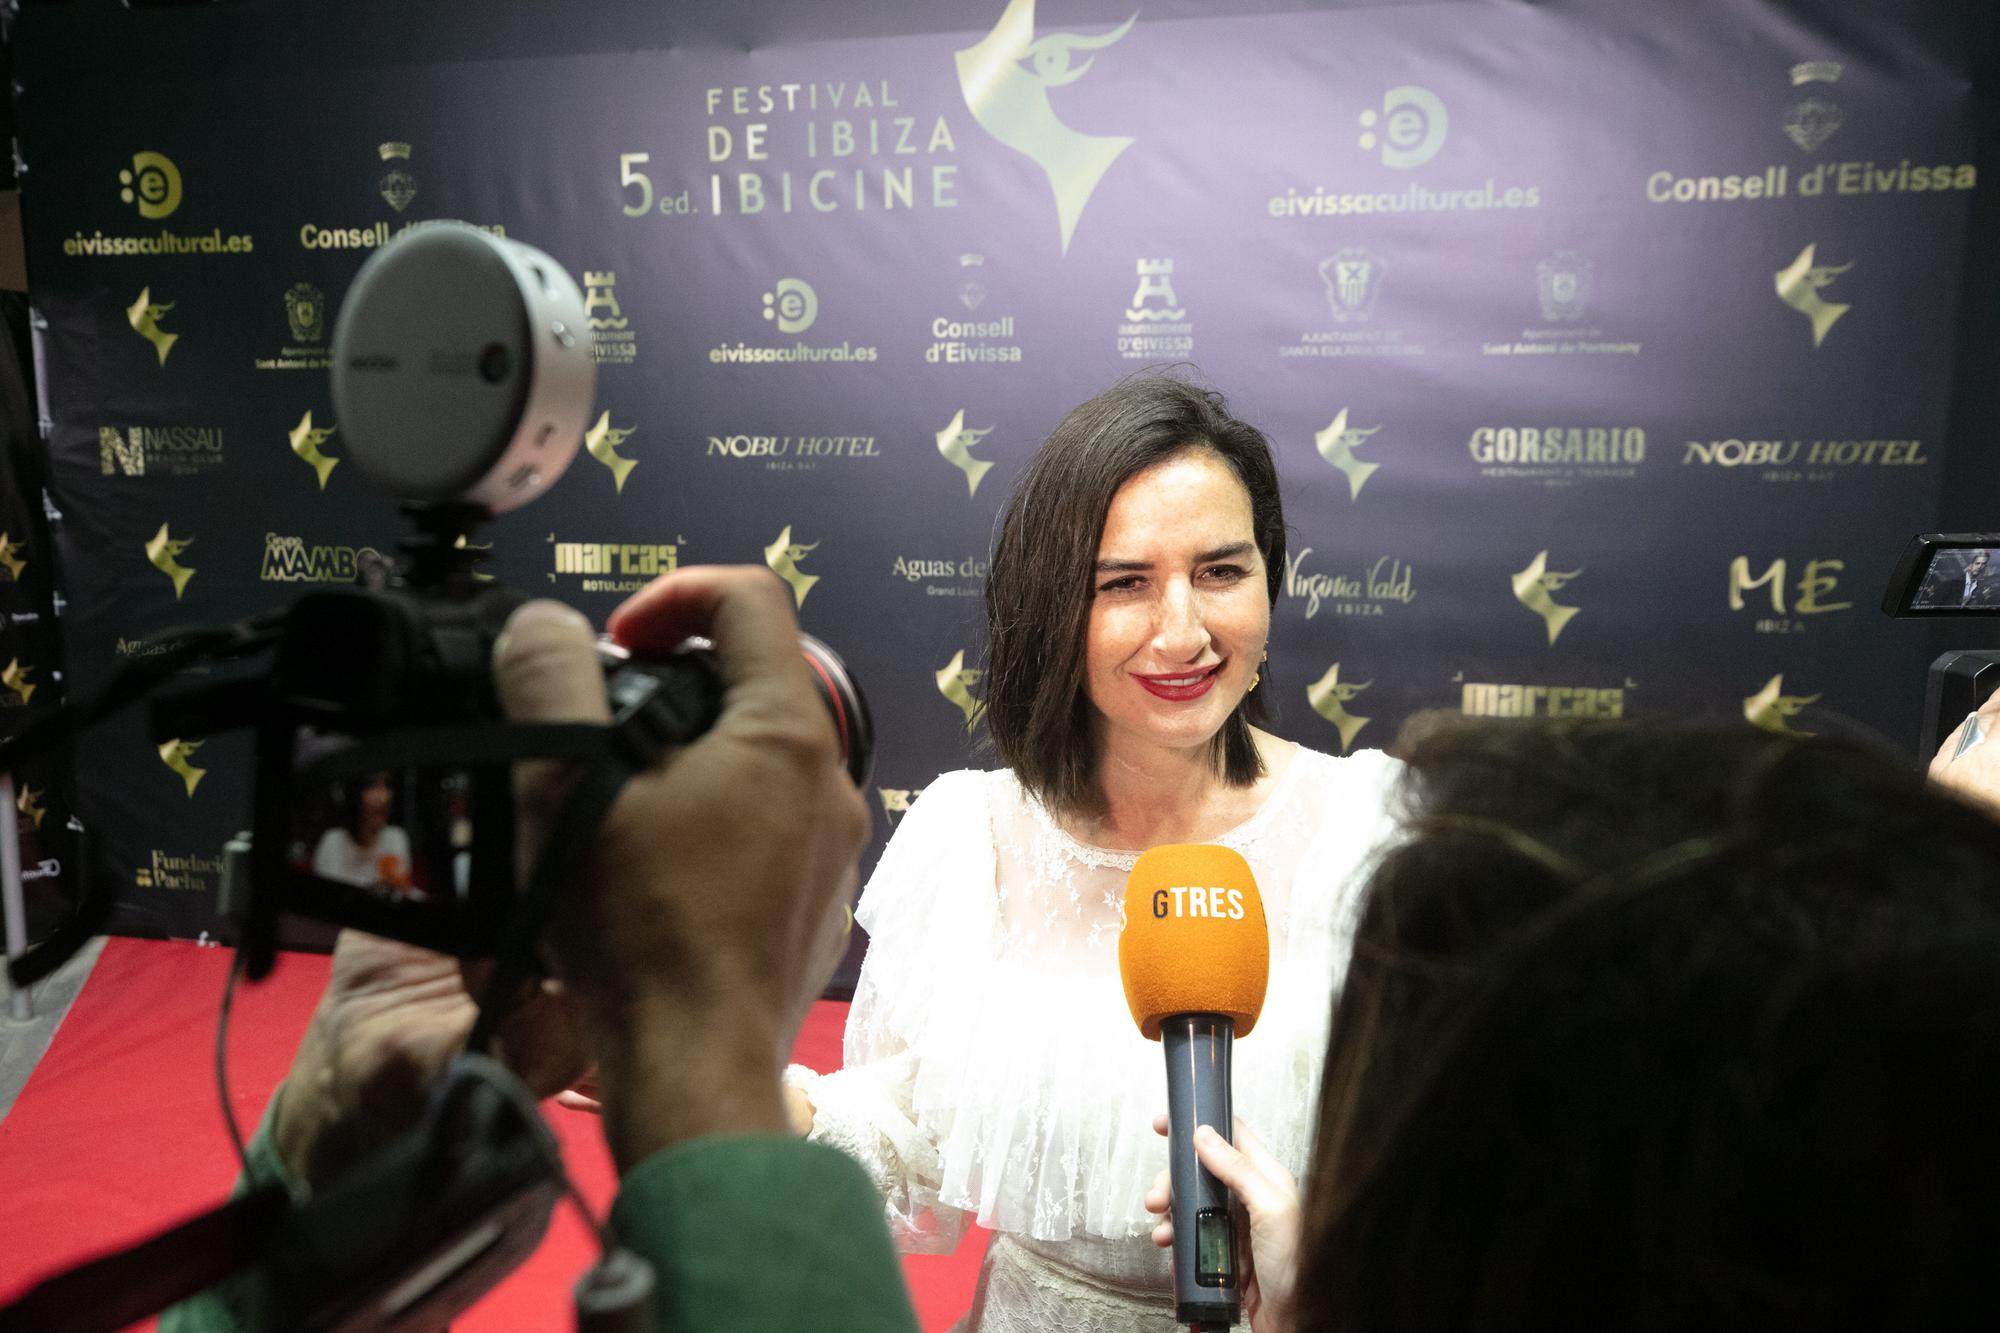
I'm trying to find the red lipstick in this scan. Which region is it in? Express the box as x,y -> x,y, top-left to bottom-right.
1135,665 -> 1222,702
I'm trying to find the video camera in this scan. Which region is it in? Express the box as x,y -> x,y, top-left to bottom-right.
1882,533 -> 2000,757
0,223 -> 871,1330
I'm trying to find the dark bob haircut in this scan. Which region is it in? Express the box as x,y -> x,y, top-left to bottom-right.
1295,717 -> 2000,1332
983,375 -> 1285,819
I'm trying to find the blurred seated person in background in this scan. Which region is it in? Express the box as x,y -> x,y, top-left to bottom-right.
1240,714 -> 2000,1333
310,771 -> 413,896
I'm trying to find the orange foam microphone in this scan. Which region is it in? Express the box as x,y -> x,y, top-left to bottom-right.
1118,844 -> 1269,1332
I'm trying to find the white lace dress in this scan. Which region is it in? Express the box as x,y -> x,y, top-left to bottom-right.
787,746 -> 1403,1333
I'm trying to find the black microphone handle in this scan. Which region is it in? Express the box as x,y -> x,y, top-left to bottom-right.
1161,1012 -> 1240,1330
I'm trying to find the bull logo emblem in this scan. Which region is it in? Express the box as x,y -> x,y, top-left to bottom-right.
126,288 -> 179,367
1744,673 -> 1820,736
158,737 -> 208,798
1306,663 -> 1372,754
936,410 -> 997,497
1315,408 -> 1385,502
1511,550 -> 1582,645
146,522 -> 196,599
935,649 -> 987,729
1774,244 -> 1852,348
2,659 -> 35,706
584,411 -> 639,494
956,0 -> 1138,255
764,526 -> 821,608
288,411 -> 340,490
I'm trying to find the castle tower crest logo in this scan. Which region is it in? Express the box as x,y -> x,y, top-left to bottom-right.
956,0 -> 1138,255
584,271 -> 638,365
1774,243 -> 1852,348
1124,258 -> 1183,322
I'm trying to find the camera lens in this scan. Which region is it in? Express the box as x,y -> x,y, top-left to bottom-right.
477,343 -> 513,383
601,634 -> 873,789
799,634 -> 874,789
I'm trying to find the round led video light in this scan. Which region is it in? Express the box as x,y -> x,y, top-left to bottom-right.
331,224 -> 596,515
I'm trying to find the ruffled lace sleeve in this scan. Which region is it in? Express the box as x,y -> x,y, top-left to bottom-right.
789,769 -> 998,1253
793,750 -> 1406,1257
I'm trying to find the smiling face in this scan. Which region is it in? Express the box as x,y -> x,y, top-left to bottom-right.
1085,449 -> 1270,761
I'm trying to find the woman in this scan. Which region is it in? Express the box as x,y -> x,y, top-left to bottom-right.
785,377 -> 1402,1331
310,771 -> 414,895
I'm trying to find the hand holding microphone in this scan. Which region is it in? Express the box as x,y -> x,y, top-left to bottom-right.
1118,844 -> 1271,1331
1145,1114 -> 1300,1333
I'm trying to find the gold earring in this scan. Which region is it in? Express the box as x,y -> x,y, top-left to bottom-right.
1251,651 -> 1267,691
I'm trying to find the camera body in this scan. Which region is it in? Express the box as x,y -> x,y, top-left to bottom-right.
5,221 -> 875,1332
149,224 -> 867,973
1881,533 -> 2000,755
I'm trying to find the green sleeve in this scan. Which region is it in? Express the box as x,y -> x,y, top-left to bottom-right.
155,1095 -> 300,1333
610,1135 -> 920,1333
160,1115 -> 919,1332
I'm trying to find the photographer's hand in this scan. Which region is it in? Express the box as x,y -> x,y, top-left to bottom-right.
1144,1114 -> 1300,1333
1931,689 -> 2000,814
496,569 -> 867,1169
271,929 -> 587,1188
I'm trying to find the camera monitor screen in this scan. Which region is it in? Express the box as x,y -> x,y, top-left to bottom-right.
1912,547 -> 2000,610
1882,535 -> 2000,618
285,727 -> 506,952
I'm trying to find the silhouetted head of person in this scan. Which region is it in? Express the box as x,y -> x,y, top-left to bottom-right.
1298,717 -> 2000,1333
339,771 -> 396,845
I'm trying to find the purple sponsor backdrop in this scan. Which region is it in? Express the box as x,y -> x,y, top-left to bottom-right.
14,0 -> 1997,985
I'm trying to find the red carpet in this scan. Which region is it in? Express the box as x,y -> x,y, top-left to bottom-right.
0,937 -> 987,1329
